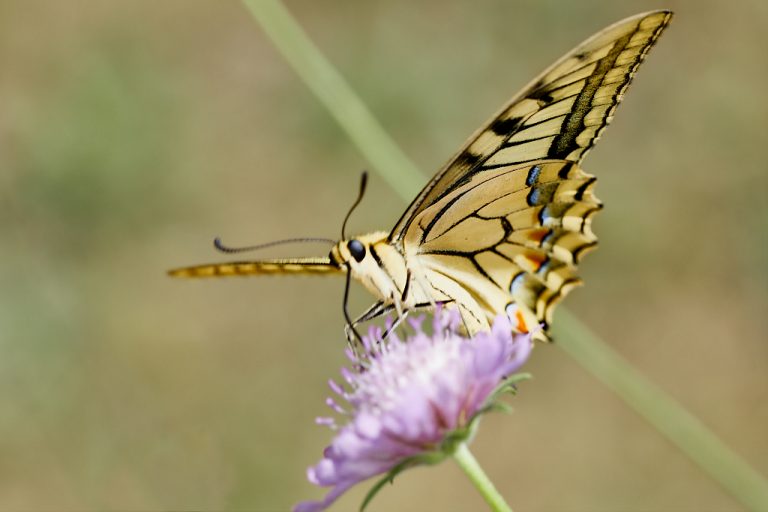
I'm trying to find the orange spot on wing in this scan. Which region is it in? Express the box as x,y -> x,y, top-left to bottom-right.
526,228 -> 550,244
515,309 -> 529,333
525,252 -> 547,272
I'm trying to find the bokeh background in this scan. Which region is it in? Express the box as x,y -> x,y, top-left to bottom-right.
2,0 -> 766,510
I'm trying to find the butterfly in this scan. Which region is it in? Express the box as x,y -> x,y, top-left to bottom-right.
169,10 -> 672,342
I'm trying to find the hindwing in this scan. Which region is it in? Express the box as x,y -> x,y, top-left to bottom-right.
408,160 -> 602,339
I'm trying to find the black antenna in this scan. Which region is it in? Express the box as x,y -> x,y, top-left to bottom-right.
213,237 -> 335,254
341,172 -> 368,240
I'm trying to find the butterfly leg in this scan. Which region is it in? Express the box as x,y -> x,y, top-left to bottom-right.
344,300 -> 394,346
379,309 -> 408,340
345,299 -> 407,346
381,300 -> 458,339
344,294 -> 457,347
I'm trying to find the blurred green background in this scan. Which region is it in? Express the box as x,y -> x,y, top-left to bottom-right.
2,0 -> 766,510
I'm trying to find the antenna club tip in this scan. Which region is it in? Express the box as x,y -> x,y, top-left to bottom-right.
213,236 -> 230,253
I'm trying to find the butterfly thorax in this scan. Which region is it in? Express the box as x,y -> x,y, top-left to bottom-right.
330,231 -> 416,309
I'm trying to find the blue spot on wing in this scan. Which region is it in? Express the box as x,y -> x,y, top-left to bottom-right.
526,165 -> 541,187
510,272 -> 526,294
527,188 -> 540,206
539,204 -> 551,223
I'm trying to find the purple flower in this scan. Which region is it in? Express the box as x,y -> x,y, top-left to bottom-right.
295,310 -> 532,512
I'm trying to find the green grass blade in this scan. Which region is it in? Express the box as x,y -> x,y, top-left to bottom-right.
241,1 -> 768,509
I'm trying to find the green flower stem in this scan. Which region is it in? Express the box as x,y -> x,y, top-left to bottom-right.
453,443 -> 513,512
241,2 -> 768,510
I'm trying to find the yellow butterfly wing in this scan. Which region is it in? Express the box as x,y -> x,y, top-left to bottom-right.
392,11 -> 672,338
390,10 -> 672,248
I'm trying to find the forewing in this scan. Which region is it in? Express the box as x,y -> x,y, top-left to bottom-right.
390,10 -> 670,246
410,160 -> 601,338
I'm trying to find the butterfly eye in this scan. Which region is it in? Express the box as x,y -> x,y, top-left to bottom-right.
347,239 -> 366,263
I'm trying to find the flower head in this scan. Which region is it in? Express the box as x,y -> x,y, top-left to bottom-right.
295,310 -> 532,512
